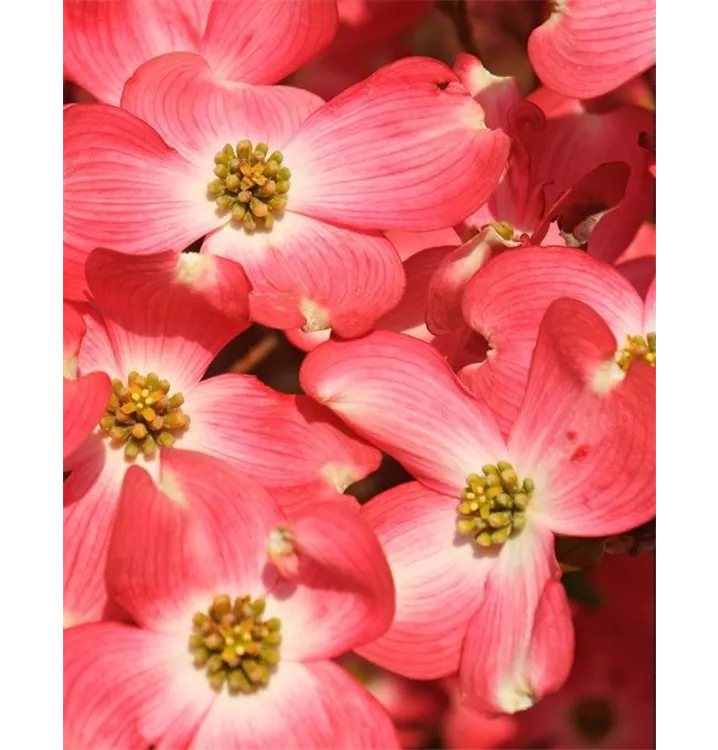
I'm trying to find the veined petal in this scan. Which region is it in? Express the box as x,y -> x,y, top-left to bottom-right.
199,0 -> 339,85
63,0 -> 207,105
64,622 -> 215,750
268,502 -> 395,661
453,53 -> 521,133
63,373 -> 112,462
202,213 -> 404,338
63,301 -> 86,364
64,440 -> 127,625
460,247 -> 644,435
300,331 -> 506,495
528,0 -> 655,99
190,660 -> 398,749
285,57 -> 511,230
85,249 -> 250,392
509,299 -> 655,537
121,52 -> 324,164
357,482 -> 496,679
179,375 -> 381,512
426,225 -> 515,336
460,523 -> 566,715
107,449 -> 285,632
63,104 -> 217,298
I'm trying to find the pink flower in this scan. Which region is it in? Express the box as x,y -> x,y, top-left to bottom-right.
63,53 -> 511,337
528,0 -> 656,99
64,302 -> 111,462
460,246 -> 656,435
338,653 -> 448,749
64,249 -> 380,627
63,0 -> 340,105
64,449 -> 398,749
300,298 -> 655,713
443,555 -> 656,748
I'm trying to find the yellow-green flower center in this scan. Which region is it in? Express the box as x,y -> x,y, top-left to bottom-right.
98,371 -> 189,462
571,696 -> 615,742
207,140 -> 290,233
189,595 -> 281,694
615,332 -> 656,372
456,462 -> 534,548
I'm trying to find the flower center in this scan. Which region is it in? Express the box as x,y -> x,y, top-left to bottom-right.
189,595 -> 281,694
98,371 -> 189,462
615,332 -> 656,372
570,696 -> 615,742
456,462 -> 534,548
207,140 -> 290,233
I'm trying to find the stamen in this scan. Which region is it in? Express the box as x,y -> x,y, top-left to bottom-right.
456,462 -> 534,548
98,372 -> 189,462
615,332 -> 656,372
189,595 -> 281,694
208,140 -> 290,233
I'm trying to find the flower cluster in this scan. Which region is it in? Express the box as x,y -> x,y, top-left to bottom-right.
63,1 -> 656,748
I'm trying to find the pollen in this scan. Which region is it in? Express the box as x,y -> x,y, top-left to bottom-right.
615,332 -> 656,372
207,140 -> 290,233
189,595 -> 281,694
98,371 -> 189,462
456,462 -> 534,548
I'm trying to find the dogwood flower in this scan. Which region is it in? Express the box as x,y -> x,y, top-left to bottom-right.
63,54 -> 510,337
64,249 -> 380,627
300,299 -> 655,713
64,449 -> 397,749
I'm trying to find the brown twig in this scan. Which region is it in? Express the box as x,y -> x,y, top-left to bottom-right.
229,333 -> 280,374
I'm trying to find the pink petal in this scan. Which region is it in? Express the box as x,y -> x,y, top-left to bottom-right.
191,660 -> 398,749
528,0 -> 656,99
202,213 -> 404,337
509,299 -> 656,537
121,52 -> 324,164
64,623 -> 156,749
530,161 -> 631,247
63,301 -> 86,362
107,449 -> 285,631
379,245 -> 455,343
64,441 -> 126,625
453,53 -> 522,133
63,0 -> 207,106
460,247 -> 644,435
522,95 -> 655,263
614,221 -> 656,263
300,331 -> 506,495
386,227 -> 461,262
63,105 -> 217,296
284,327 -> 331,353
426,226 -> 515,336
644,277 -> 656,332
63,373 -> 112,462
180,375 -> 381,513
86,249 -> 250,392
616,257 -> 656,299
267,502 -> 394,661
285,57 -> 511,230
460,524 -> 564,714
63,253 -> 87,305
357,482 -> 496,679
526,580 -> 575,701
64,622 -> 215,749
199,0 -> 339,85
